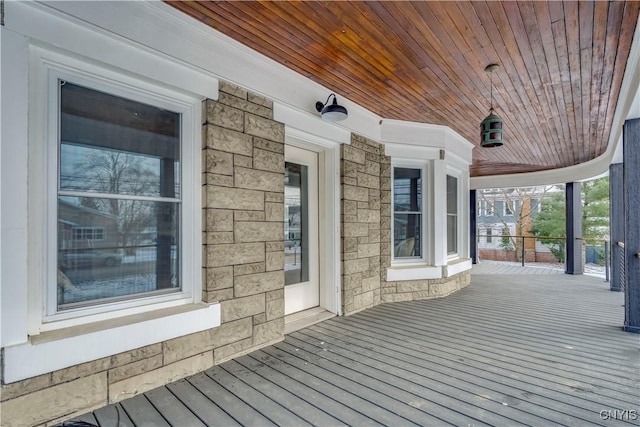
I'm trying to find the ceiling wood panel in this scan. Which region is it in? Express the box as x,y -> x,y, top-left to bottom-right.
167,1 -> 639,177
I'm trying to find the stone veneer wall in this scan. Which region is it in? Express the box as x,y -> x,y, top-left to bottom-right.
0,82 -> 287,427
341,135 -> 383,315
341,133 -> 470,313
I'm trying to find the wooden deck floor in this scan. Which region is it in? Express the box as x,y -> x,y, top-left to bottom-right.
74,273 -> 640,427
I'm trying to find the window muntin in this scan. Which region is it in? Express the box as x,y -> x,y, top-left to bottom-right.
486,227 -> 493,243
447,175 -> 458,255
393,167 -> 422,259
56,82 -> 181,311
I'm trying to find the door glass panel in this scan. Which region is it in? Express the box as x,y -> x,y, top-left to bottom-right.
285,162 -> 309,285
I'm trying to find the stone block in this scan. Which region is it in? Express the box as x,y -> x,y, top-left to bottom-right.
343,223 -> 369,237
234,262 -> 265,276
342,145 -> 366,164
108,354 -> 163,384
254,148 -> 284,173
207,186 -> 264,211
343,214 -> 358,223
266,298 -> 285,321
430,280 -> 459,297
412,291 -> 431,300
245,114 -> 284,143
266,241 -> 285,252
381,190 -> 391,204
235,221 -> 283,243
357,172 -> 380,189
343,185 -> 369,202
342,160 -> 359,178
343,177 -> 357,186
205,150 -> 234,175
343,252 -> 359,261
51,357 -> 111,385
253,313 -> 267,325
353,291 -> 374,310
208,242 -> 265,267
397,280 -> 429,293
357,243 -> 380,258
357,208 -> 380,223
380,178 -> 391,191
221,294 -> 266,323
110,344 -> 163,369
343,258 -> 370,274
248,92 -> 273,109
208,231 -> 234,245
235,167 -> 283,193
110,353 -> 212,403
235,210 -> 266,222
204,99 -> 243,131
381,293 -> 414,303
343,273 -> 362,290
253,318 -> 284,346
235,270 -> 284,297
206,266 -> 233,290
205,125 -> 252,156
365,161 -> 380,176
0,372 -> 51,402
1,373 -> 107,427
219,81 -> 248,99
207,173 -> 234,187
266,289 -> 284,302
266,251 -> 285,271
368,229 -> 381,243
206,209 -> 233,232
234,154 -> 253,168
265,202 -> 284,222
254,137 -> 284,154
343,200 -> 358,215
213,338 -> 254,365
218,92 -> 272,119
369,195 -> 381,211
343,237 -> 358,253
265,192 -> 284,203
203,288 -> 234,303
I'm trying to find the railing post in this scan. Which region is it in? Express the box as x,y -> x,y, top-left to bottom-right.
521,236 -> 525,267
604,241 -> 610,282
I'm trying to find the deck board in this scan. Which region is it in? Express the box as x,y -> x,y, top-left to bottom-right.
74,273 -> 640,427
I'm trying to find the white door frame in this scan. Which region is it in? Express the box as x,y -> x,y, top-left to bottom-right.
284,146 -> 319,315
285,128 -> 342,316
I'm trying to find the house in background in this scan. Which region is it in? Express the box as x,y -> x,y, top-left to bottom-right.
1,2 -> 639,425
476,187 -> 559,263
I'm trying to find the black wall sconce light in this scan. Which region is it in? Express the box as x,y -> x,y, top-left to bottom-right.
315,93 -> 348,122
480,63 -> 504,148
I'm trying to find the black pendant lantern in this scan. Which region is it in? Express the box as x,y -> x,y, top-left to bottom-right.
480,64 -> 504,148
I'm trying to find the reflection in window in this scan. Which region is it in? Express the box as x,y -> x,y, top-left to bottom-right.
284,162 -> 308,285
57,82 -> 181,309
393,167 -> 422,258
447,175 -> 458,255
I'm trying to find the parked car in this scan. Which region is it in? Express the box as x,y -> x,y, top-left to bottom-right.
60,250 -> 123,269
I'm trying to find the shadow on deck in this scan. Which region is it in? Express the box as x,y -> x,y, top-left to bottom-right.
73,273 -> 640,426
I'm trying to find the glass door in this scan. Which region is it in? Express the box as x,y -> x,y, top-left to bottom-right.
284,146 -> 319,315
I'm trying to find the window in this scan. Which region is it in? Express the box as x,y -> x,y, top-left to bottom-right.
504,201 -> 514,216
447,175 -> 458,255
486,228 -> 493,243
478,200 -> 486,217
393,167 -> 423,259
33,54 -> 201,326
56,81 -> 182,311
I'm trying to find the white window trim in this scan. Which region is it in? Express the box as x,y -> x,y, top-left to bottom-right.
29,46 -> 205,332
446,167 -> 463,260
391,160 -> 429,265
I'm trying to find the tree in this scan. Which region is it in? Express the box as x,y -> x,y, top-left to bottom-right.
530,177 -> 610,262
529,191 -> 566,261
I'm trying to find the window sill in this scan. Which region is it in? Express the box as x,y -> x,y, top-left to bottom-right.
387,264 -> 442,281
445,258 -> 472,277
3,302 -> 220,383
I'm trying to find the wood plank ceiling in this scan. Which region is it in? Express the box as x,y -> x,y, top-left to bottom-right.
168,1 -> 639,177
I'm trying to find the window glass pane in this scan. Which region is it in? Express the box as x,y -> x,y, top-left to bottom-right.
59,82 -> 180,198
447,215 -> 457,254
284,162 -> 309,285
447,175 -> 457,214
394,168 -> 422,212
394,213 -> 421,257
447,175 -> 458,254
57,196 -> 179,308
